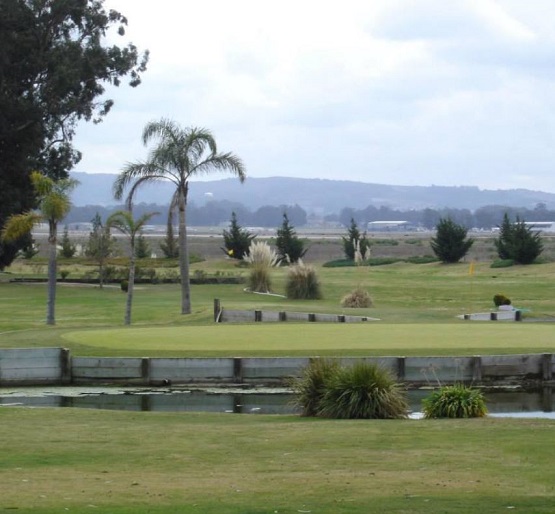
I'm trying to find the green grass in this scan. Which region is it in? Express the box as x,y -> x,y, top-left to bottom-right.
1,408 -> 555,513
1,259 -> 555,356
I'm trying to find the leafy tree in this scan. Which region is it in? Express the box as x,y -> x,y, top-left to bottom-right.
222,212 -> 255,260
158,207 -> 179,258
494,213 -> 543,264
1,171 -> 78,325
430,217 -> 474,263
85,213 -> 114,288
342,218 -> 370,261
107,209 -> 157,325
114,118 -> 246,315
275,213 -> 307,263
59,226 -> 77,259
0,0 -> 148,266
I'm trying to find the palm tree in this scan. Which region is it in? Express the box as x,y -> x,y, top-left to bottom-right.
1,171 -> 79,325
113,118 -> 246,314
106,209 -> 158,325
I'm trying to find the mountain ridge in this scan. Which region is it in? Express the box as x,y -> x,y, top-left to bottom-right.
71,172 -> 555,213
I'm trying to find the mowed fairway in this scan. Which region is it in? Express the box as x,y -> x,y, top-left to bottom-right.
63,322 -> 555,357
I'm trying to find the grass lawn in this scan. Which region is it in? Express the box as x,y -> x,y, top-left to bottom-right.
2,408 -> 555,514
1,259 -> 554,356
2,259 -> 555,513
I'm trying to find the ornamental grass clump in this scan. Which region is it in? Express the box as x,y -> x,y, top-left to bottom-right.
422,384 -> 488,419
289,359 -> 340,417
291,360 -> 408,419
243,241 -> 280,293
285,260 -> 322,300
341,287 -> 373,308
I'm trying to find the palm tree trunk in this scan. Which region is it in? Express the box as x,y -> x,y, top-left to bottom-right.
125,253 -> 135,325
178,192 -> 191,314
46,221 -> 57,325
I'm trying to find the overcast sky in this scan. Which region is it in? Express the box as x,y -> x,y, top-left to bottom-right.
72,0 -> 555,193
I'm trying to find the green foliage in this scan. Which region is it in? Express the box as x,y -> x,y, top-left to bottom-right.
120,279 -> 129,292
59,226 -> 77,258
275,213 -> 307,263
85,213 -> 115,287
430,217 -> 474,263
289,359 -> 341,416
134,233 -> 150,259
19,239 -> 39,260
490,258 -> 515,268
0,0 -> 147,268
159,213 -> 179,258
291,360 -> 408,419
59,269 -> 70,281
342,218 -> 371,261
221,212 -> 255,260
341,287 -> 373,308
285,261 -> 322,299
494,213 -> 544,264
493,294 -> 511,307
422,384 -> 488,419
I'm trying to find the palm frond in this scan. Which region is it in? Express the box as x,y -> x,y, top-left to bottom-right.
2,212 -> 43,242
191,153 -> 246,181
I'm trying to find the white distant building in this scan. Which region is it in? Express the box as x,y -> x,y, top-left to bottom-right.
367,221 -> 411,232
524,222 -> 555,232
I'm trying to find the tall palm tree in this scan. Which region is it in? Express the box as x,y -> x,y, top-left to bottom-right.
113,118 -> 246,314
2,171 -> 79,325
106,209 -> 158,325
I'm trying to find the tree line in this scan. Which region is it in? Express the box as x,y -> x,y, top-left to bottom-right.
64,200 -> 555,230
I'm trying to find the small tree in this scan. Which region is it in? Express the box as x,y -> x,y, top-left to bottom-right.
159,208 -> 179,259
85,213 -> 115,288
342,218 -> 370,261
135,233 -> 150,259
59,226 -> 77,259
221,211 -> 255,260
430,217 -> 474,263
107,209 -> 158,325
275,213 -> 307,264
494,213 -> 543,265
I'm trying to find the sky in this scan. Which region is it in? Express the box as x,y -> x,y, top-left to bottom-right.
72,0 -> 555,192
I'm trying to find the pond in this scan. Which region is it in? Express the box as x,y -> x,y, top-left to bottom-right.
1,386 -> 555,418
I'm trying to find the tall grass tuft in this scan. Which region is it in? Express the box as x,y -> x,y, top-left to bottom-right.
291,360 -> 408,419
422,384 -> 488,419
285,260 -> 323,300
289,359 -> 340,416
243,241 -> 280,293
318,362 -> 408,419
341,287 -> 373,308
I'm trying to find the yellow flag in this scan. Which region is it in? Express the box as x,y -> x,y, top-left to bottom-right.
468,261 -> 475,276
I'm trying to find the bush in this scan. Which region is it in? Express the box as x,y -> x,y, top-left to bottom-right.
285,262 -> 322,300
493,294 -> 511,307
291,360 -> 408,419
289,359 -> 340,417
318,362 -> 408,419
490,258 -> 514,268
494,213 -> 543,264
341,287 -> 373,308
422,384 -> 488,419
430,217 -> 474,263
276,213 -> 307,264
120,279 -> 129,292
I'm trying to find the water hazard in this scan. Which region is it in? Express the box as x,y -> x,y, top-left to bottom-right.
1,386 -> 555,418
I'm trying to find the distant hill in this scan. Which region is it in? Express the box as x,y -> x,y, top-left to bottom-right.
71,172 -> 555,213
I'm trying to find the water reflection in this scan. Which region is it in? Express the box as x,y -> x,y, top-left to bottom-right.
1,387 -> 554,418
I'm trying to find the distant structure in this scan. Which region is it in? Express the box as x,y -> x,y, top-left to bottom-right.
524,222 -> 555,233
367,221 -> 412,232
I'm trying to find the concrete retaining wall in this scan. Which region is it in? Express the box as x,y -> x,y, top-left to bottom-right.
1,349 -> 553,387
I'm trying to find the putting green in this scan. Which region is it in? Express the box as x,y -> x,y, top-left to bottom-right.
62,322 -> 555,356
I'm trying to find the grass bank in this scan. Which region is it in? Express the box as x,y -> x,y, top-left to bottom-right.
2,408 -> 555,513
